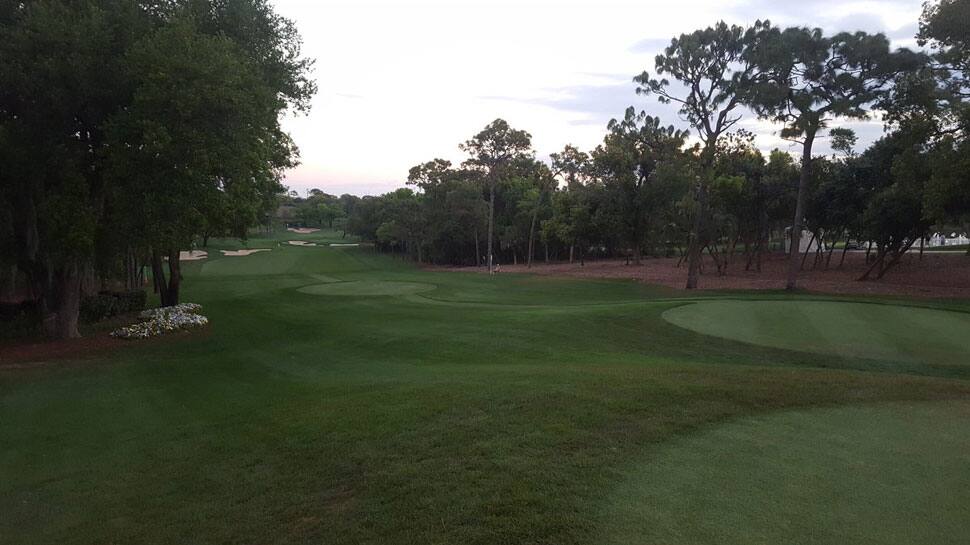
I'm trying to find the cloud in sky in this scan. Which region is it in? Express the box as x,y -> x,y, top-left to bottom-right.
273,0 -> 925,196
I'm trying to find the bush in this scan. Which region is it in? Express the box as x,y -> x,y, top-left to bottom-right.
114,289 -> 147,313
79,289 -> 147,323
0,300 -> 42,339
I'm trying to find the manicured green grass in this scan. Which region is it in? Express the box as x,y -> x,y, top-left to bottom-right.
601,400 -> 970,545
663,300 -> 970,368
297,280 -> 437,296
2,228 -> 969,544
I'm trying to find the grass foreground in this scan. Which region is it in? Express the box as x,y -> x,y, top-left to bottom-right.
2,229 -> 969,544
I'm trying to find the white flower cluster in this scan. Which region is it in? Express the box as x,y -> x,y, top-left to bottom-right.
111,303 -> 208,340
139,303 -> 202,319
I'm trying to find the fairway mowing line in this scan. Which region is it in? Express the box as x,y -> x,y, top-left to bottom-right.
297,280 -> 437,297
309,273 -> 343,283
400,294 -> 697,310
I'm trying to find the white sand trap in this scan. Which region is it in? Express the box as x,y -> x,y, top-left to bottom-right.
287,240 -> 317,246
220,249 -> 271,257
329,243 -> 359,247
287,227 -> 320,234
179,250 -> 208,261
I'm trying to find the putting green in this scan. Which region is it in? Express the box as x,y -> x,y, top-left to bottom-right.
599,400 -> 970,545
297,280 -> 436,296
663,300 -> 970,366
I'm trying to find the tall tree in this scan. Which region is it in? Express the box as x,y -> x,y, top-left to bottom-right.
635,21 -> 766,288
460,119 -> 534,273
746,26 -> 914,289
592,107 -> 691,264
0,0 -> 314,335
524,162 -> 556,268
0,0 -> 149,337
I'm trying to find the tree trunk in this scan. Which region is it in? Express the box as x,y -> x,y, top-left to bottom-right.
874,237 -> 919,280
756,231 -> 764,273
799,231 -> 817,271
526,188 -> 543,268
544,240 -> 549,263
474,228 -> 481,267
151,248 -> 181,307
686,181 -> 707,289
859,249 -> 885,280
42,261 -> 82,339
487,180 -> 496,274
569,245 -> 574,264
727,234 -> 740,272
824,233 -> 838,269
838,235 -> 850,268
151,249 -> 167,301
786,128 -> 818,290
165,248 -> 181,306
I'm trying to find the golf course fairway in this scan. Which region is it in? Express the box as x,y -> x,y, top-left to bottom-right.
3,231 -> 970,544
600,400 -> 970,545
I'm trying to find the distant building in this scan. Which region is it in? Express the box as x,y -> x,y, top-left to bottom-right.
784,228 -> 823,253
928,232 -> 969,247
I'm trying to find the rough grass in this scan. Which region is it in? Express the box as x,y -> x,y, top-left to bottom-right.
1,229 -> 969,545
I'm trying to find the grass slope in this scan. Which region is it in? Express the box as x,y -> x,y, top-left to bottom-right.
2,229 -> 969,544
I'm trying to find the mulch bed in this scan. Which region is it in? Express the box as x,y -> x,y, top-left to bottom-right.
0,321 -> 210,369
439,252 -> 970,299
0,332 -> 125,369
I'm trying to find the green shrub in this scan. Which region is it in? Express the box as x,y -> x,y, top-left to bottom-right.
80,294 -> 123,323
0,301 -> 42,339
79,290 -> 147,323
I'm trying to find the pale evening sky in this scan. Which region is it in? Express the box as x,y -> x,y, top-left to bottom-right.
272,0 -> 923,197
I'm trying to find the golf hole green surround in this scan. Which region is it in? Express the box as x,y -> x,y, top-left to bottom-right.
662,300 -> 970,366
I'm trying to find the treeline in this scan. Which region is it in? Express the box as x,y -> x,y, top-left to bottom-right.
0,0 -> 314,338
343,1 -> 969,289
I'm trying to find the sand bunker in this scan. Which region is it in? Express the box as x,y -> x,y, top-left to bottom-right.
179,250 -> 208,261
287,227 -> 320,234
329,243 -> 359,247
220,249 -> 271,257
287,240 -> 317,247
298,281 -> 436,296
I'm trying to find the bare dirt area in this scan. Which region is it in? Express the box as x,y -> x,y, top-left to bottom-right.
441,252 -> 970,299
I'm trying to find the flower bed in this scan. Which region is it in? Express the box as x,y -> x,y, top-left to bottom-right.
112,303 -> 208,340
